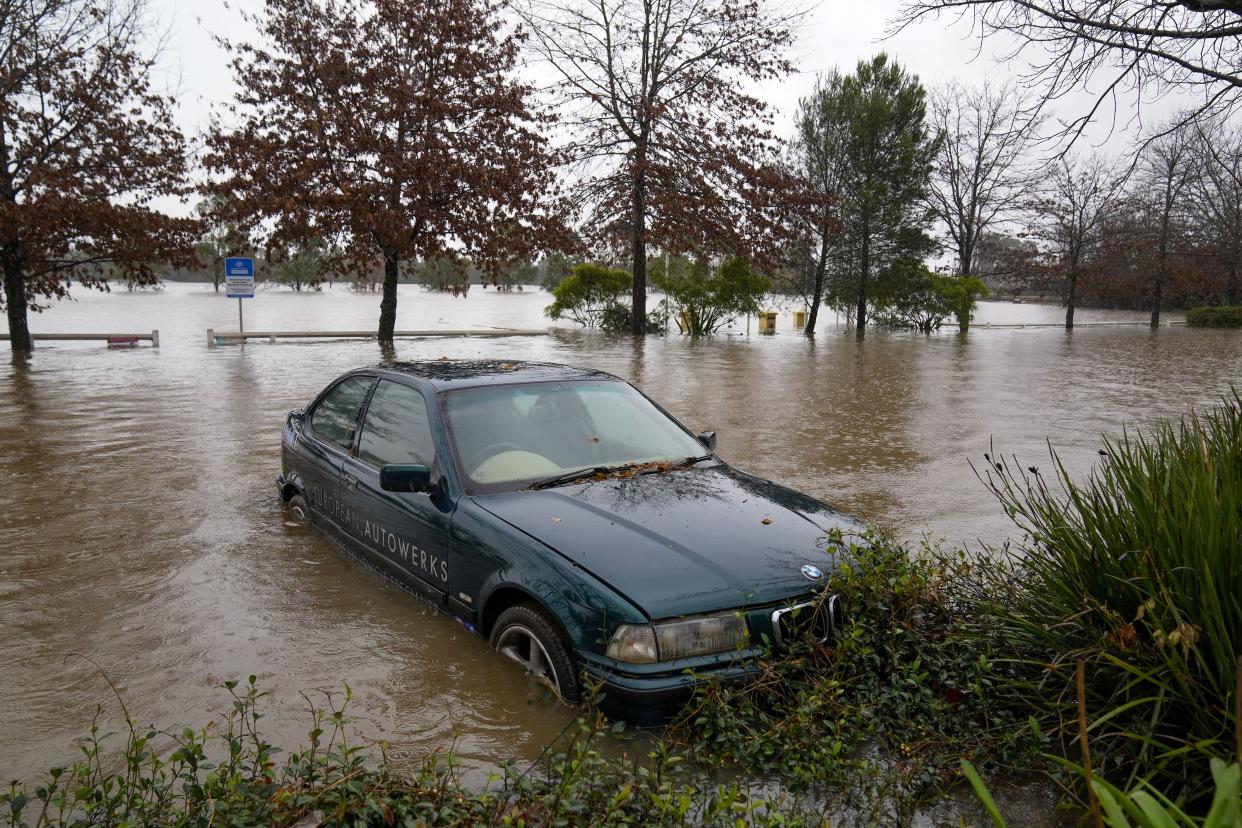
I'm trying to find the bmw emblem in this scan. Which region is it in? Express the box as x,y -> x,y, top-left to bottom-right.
800,564 -> 824,580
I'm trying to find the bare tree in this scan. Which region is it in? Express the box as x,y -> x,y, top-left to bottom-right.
1190,122 -> 1242,305
893,0 -> 1242,145
1030,154 -> 1127,328
927,81 -> 1043,291
1132,124 -> 1194,326
0,0 -> 195,351
205,0 -> 562,344
520,0 -> 801,334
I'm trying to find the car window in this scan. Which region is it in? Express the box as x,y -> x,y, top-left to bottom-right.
310,376 -> 373,451
357,380 -> 435,468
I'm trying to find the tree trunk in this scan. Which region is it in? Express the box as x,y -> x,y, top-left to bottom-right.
1065,268 -> 1077,330
855,228 -> 869,338
804,238 -> 829,337
2,246 -> 30,351
805,293 -> 821,336
1152,211 -> 1169,328
1229,257 -> 1239,306
630,161 -> 647,335
379,250 -> 399,343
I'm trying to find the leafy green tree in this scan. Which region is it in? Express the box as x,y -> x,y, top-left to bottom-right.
653,256 -> 770,336
940,274 -> 989,330
786,77 -> 846,336
269,238 -> 327,292
415,256 -> 472,294
544,263 -> 631,327
876,261 -> 988,332
193,198 -> 247,292
490,259 -> 539,290
808,55 -> 940,336
540,252 -> 574,291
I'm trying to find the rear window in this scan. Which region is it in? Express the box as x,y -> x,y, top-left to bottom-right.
357,380 -> 435,468
310,376 -> 373,451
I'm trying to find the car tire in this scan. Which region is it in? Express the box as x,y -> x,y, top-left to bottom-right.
490,603 -> 581,703
287,492 -> 309,522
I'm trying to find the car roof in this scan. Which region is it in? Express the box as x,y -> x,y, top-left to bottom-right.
371,360 -> 623,390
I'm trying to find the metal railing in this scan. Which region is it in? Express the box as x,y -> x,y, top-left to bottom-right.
206,328 -> 547,346
1,330 -> 159,347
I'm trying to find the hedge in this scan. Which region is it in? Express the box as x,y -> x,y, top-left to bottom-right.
1186,306 -> 1242,327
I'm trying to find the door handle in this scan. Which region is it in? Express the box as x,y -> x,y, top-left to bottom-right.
343,473 -> 359,489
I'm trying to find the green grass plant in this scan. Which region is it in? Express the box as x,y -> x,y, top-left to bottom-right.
975,390 -> 1242,804
963,758 -> 1242,827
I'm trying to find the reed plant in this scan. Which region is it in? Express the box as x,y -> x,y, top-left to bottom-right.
976,390 -> 1242,804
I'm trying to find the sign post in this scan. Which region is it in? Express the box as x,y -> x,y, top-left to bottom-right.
224,258 -> 255,333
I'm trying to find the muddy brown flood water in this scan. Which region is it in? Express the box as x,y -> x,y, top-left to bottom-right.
1,283 -> 1238,807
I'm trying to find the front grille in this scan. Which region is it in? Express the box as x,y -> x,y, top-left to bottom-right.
770,595 -> 840,650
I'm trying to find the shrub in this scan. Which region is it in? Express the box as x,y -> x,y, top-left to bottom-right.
1186,306 -> 1242,328
598,300 -> 665,333
976,390 -> 1242,805
1,677 -> 821,828
651,256 -> 770,336
544,262 -> 630,327
876,261 -> 988,332
668,535 -> 1043,818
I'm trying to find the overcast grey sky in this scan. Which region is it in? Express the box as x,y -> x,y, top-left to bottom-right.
159,0 -> 1002,131
152,0 -> 1171,209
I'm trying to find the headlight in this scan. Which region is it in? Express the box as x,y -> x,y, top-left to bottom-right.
606,612 -> 748,663
606,624 -> 658,663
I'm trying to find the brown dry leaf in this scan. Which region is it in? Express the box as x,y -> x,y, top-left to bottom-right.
761,518 -> 772,525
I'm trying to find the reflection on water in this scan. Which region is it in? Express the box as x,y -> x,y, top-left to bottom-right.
0,283 -> 1237,791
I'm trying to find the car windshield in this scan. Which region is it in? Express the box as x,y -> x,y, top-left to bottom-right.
443,380 -> 708,492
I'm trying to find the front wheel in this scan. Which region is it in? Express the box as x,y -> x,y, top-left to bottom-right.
286,492 -> 309,523
490,603 -> 581,703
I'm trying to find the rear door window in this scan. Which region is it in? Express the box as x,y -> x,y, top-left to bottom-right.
357,380 -> 435,467
310,376 -> 374,451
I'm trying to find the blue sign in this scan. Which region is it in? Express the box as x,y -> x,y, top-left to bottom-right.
225,257 -> 255,299
225,257 -> 253,278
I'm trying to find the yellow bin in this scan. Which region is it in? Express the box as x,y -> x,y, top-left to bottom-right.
757,311 -> 778,334
793,309 -> 807,329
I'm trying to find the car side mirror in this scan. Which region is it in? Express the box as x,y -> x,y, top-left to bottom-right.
380,463 -> 432,493
697,430 -> 717,452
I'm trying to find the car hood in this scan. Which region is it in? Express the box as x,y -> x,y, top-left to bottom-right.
472,464 -> 866,619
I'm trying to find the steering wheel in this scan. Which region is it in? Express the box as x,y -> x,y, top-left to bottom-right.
465,441 -> 525,472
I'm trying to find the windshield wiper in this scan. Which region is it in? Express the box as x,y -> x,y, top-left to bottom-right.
528,465 -> 615,490
666,453 -> 713,470
528,456 -> 711,491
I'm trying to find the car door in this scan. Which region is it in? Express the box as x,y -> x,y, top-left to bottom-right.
341,379 -> 454,604
300,374 -> 375,537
